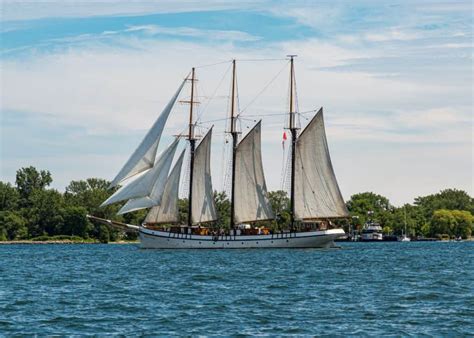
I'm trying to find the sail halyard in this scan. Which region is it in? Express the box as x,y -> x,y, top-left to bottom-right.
102,138 -> 179,210
294,108 -> 349,219
109,79 -> 186,188
234,121 -> 274,223
144,149 -> 186,224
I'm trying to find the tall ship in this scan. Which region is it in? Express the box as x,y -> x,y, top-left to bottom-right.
90,57 -> 349,248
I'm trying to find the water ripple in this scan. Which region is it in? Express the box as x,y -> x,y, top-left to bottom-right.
0,242 -> 473,335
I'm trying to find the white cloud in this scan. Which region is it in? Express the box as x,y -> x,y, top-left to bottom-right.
364,28 -> 422,42
1,7 -> 472,204
0,0 -> 260,21
124,24 -> 261,41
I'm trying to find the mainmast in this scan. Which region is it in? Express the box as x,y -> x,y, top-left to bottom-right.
288,55 -> 297,230
230,59 -> 238,230
187,68 -> 196,228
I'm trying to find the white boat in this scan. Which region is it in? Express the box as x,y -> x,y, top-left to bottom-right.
360,222 -> 383,241
93,57 -> 349,249
139,227 -> 345,249
399,235 -> 411,242
398,205 -> 411,242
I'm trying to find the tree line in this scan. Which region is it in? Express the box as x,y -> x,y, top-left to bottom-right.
0,166 -> 472,242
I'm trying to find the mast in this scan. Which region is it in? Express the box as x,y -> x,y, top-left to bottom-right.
187,68 -> 196,228
288,55 -> 297,230
230,59 -> 238,230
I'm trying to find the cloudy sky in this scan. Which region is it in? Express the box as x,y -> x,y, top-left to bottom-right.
1,0 -> 472,206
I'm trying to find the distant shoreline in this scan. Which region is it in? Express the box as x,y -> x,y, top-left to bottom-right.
0,240 -> 139,245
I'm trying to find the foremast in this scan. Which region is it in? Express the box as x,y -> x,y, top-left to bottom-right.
288,55 -> 298,230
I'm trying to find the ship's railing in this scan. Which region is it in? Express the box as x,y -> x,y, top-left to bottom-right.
147,227 -> 302,240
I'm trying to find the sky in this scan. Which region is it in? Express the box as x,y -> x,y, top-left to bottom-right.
0,0 -> 472,206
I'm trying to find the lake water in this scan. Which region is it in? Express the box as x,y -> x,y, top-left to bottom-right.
1,242 -> 473,335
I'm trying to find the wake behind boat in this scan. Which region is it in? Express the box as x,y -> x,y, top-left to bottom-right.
89,56 -> 349,249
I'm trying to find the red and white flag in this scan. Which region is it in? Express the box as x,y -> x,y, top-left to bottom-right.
282,131 -> 287,149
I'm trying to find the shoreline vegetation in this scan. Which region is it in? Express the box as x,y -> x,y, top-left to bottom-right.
1,166 -> 473,243
0,236 -> 140,245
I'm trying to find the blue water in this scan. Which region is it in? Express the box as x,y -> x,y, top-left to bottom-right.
1,242 -> 473,336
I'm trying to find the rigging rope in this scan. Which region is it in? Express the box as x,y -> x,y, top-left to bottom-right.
196,62 -> 232,124
195,60 -> 231,69
238,61 -> 289,116
236,58 -> 287,62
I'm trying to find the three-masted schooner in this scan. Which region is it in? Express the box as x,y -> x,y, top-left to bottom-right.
90,57 -> 349,248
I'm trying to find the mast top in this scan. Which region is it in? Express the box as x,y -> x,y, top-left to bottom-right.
229,59 -> 238,135
288,54 -> 298,129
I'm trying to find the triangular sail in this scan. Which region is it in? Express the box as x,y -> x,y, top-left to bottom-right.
101,138 -> 179,209
191,128 -> 217,224
234,121 -> 274,223
294,108 -> 349,219
109,79 -> 186,187
145,149 -> 185,224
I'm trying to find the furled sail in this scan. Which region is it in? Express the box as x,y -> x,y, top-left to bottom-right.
109,79 -> 186,188
144,149 -> 185,224
101,138 -> 179,209
191,128 -> 217,224
294,108 -> 349,219
234,121 -> 274,223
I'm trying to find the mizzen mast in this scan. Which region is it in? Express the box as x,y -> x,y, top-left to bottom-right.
288,55 -> 298,230
229,59 -> 238,230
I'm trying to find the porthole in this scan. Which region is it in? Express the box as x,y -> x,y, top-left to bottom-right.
256,242 -> 259,244
241,242 -> 244,245
227,243 -> 229,245
183,240 -> 185,243
199,242 -> 201,244
271,241 -> 273,243
286,240 -> 289,242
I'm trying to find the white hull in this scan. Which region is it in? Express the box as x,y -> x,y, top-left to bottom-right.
139,227 -> 345,249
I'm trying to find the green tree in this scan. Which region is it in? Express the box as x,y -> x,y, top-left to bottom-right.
64,178 -> 119,219
25,189 -> 64,237
15,166 -> 52,205
415,189 -> 474,217
0,211 -> 28,240
178,198 -> 189,225
430,209 -> 472,238
214,191 -> 230,228
89,223 -> 110,243
385,204 -> 425,236
451,210 -> 473,239
0,182 -> 20,211
430,209 -> 455,237
267,190 -> 290,228
346,192 -> 393,228
61,206 -> 90,238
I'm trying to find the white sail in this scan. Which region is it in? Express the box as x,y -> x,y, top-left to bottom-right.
109,79 -> 186,187
294,108 -> 349,219
234,121 -> 274,223
144,149 -> 185,224
102,138 -> 179,209
191,128 -> 217,224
